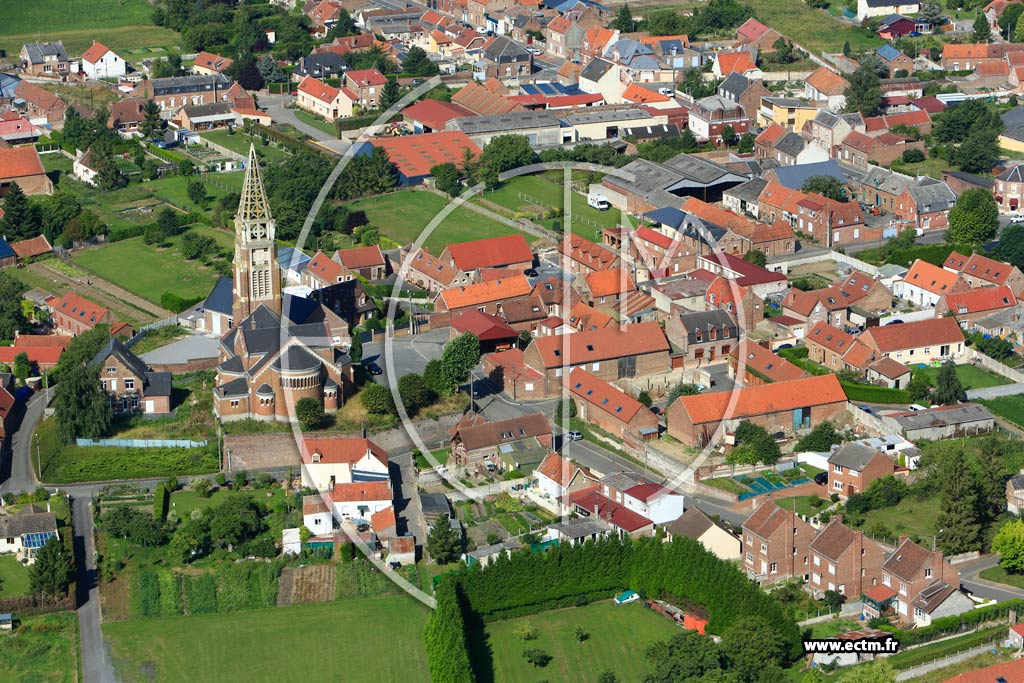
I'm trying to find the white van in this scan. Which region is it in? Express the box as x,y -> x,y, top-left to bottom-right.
908,404 -> 928,411
587,193 -> 610,210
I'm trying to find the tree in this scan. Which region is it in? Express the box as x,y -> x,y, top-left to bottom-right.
955,130 -> 1001,173
178,159 -> 196,176
193,478 -> 212,498
734,420 -> 782,465
844,63 -> 883,117
773,37 -> 795,64
170,516 -> 211,563
402,46 -> 440,77
935,449 -> 983,554
29,536 -> 73,597
743,250 -> 767,267
933,360 -> 963,405
522,648 -> 551,667
439,332 -> 480,395
901,148 -> 925,163
361,382 -> 397,415
574,625 -> 589,643
179,231 -> 215,260
1001,3 -> 1024,35
13,352 -> 31,384
795,421 -> 841,452
637,390 -> 653,407
612,3 -> 635,31
54,363 -> 113,444
1015,15 -> 1024,42
842,40 -> 851,56
398,373 -> 431,413
993,518 -> 1024,573
802,175 -> 845,201
326,8 -> 358,38
948,187 -> 999,244
736,133 -> 755,154
513,621 -> 538,641
187,180 -> 207,206
208,494 -> 264,548
139,98 -> 165,139
256,55 -> 286,83
919,1 -> 943,27
666,382 -> 700,406
295,396 -> 325,429
379,78 -> 401,110
643,8 -> 689,36
431,162 -> 462,197
0,183 -> 37,240
349,334 -> 363,364
427,515 -> 461,564
644,630 -> 723,682
0,273 -> 27,342
721,617 -> 788,683
423,358 -> 445,395
934,100 -> 1002,145
973,12 -> 992,41
721,124 -> 737,146
822,589 -> 846,610
907,371 -> 932,403
479,135 -> 537,176
598,673 -> 618,683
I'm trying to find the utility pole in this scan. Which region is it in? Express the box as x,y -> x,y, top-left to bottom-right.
35,432 -> 41,480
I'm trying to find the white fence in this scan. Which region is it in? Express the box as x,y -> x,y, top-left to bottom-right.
877,308 -> 936,326
767,249 -> 881,276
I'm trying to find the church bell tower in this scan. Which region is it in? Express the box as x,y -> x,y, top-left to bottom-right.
232,144 -> 281,323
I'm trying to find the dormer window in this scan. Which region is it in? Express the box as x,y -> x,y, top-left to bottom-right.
312,453 -> 322,463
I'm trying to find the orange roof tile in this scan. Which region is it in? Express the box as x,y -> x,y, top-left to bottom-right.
371,507 -> 396,530
585,269 -> 636,298
943,284 -> 1016,314
808,321 -> 856,355
676,375 -> 846,425
439,275 -> 532,310
0,147 -> 45,180
530,321 -> 668,368
10,235 -> 51,259
734,342 -> 805,383
806,67 -> 849,96
306,250 -> 346,284
567,367 -> 646,423
622,83 -> 670,104
904,259 -> 963,296
861,317 -> 964,353
330,480 -> 391,502
945,250 -> 1017,286
755,122 -> 787,146
370,131 -> 481,180
81,41 -> 113,64
301,437 -> 387,466
444,234 -> 532,271
716,51 -> 756,75
345,68 -> 388,86
335,245 -> 385,270
52,292 -> 108,327
297,75 -> 341,104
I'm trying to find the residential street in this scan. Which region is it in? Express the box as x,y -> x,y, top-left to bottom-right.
0,389 -> 48,495
71,495 -> 116,683
958,555 -> 1024,603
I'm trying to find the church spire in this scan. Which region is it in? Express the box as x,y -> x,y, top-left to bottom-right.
237,144 -> 272,225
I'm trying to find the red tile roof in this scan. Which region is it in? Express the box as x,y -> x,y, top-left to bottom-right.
401,99 -> 474,130
450,80 -> 523,115
52,292 -> 108,328
622,84 -> 670,104
531,321 -> 669,368
482,347 -> 542,380
677,375 -> 846,425
345,68 -> 388,86
0,147 -> 45,180
736,17 -> 772,41
585,269 -> 635,298
193,51 -> 233,73
861,317 -> 964,353
806,67 -> 850,97
439,275 -> 532,310
306,250 -> 346,284
370,131 -> 481,180
943,284 -> 1016,314
567,489 -> 652,532
911,97 -> 946,114
370,506 -> 396,530
330,480 -> 392,502
808,321 -> 856,355
536,451 -> 585,488
335,245 -> 385,270
863,584 -> 898,603
0,334 -> 69,367
300,437 -> 387,466
734,342 -> 805,383
715,51 -> 756,75
567,367 -> 645,423
81,41 -> 113,64
940,658 -> 1024,683
450,309 -> 518,341
297,75 -> 342,104
10,235 -> 51,259
945,250 -> 1017,286
445,234 -> 532,271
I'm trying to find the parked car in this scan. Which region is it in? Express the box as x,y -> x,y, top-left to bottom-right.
566,430 -> 583,441
1011,212 -> 1024,223
886,319 -> 904,325
364,361 -> 383,375
524,267 -> 538,277
587,193 -> 610,210
908,404 -> 927,411
814,472 -> 828,486
858,404 -> 874,415
776,343 -> 794,350
650,406 -> 663,415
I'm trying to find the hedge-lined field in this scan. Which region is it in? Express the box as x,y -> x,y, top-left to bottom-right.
130,563 -> 281,619
42,442 -> 218,483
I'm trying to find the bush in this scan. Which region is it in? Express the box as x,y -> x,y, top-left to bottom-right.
902,148 -> 925,163
160,291 -> 205,313
183,573 -> 218,615
153,482 -> 170,522
130,570 -> 162,618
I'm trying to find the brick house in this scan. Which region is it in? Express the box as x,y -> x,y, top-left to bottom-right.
876,44 -> 914,77
521,322 -> 671,399
841,131 -> 923,170
130,74 -> 235,112
717,72 -> 771,121
741,502 -> 816,584
667,374 -> 848,447
19,42 -> 70,77
333,245 -> 389,280
0,147 -> 54,196
665,309 -> 738,366
827,442 -> 894,498
687,95 -> 750,144
808,517 -> 888,600
440,234 -> 534,280
993,165 -> 1024,214
534,451 -> 598,502
894,180 -> 957,233
556,233 -> 619,276
0,334 -> 69,372
50,292 -> 113,336
880,537 -> 961,626
806,322 -> 870,372
449,411 -> 552,472
400,247 -> 472,293
302,251 -> 350,290
435,275 -> 532,316
90,338 -> 173,415
13,81 -> 67,126
477,36 -> 533,79
943,251 -> 1024,294
341,68 -> 388,108
858,317 -> 966,364
729,340 -> 806,386
567,367 -> 659,443
936,285 -> 1017,328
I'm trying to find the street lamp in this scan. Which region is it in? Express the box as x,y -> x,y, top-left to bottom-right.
35,433 -> 41,481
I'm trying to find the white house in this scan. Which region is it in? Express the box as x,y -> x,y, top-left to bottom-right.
534,452 -> 594,504
857,0 -> 920,20
80,41 -> 126,80
299,437 -> 390,492
72,148 -> 99,187
0,505 -> 59,565
664,507 -> 741,561
619,484 -> 685,525
910,580 -> 974,627
303,495 -> 334,535
892,259 -> 964,308
578,58 -> 622,104
328,480 -> 393,522
296,75 -> 356,122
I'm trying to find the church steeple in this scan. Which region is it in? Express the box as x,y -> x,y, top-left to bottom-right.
232,144 -> 281,324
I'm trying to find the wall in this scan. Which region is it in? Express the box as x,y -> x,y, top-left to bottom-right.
877,308 -> 936,326
767,250 -> 881,276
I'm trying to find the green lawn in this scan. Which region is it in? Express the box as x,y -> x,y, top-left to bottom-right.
200,130 -> 291,163
168,487 -> 285,519
0,554 -> 31,597
479,601 -> 680,683
890,157 -> 951,180
913,364 -> 1009,390
292,109 -> 339,138
350,190 -> 538,253
746,0 -> 882,54
71,235 -> 223,304
103,595 -> 431,683
0,612 -> 79,683
774,495 -> 830,518
852,494 -> 942,544
701,477 -> 751,495
979,395 -> 1024,430
978,565 -> 1024,589
1,1 -> 179,55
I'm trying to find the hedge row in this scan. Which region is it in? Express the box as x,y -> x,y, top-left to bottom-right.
424,581 -> 474,683
160,291 -> 206,313
153,483 -> 169,523
881,599 -> 1023,646
840,382 -> 911,405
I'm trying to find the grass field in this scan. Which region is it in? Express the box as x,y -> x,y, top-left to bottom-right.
853,494 -> 942,544
200,130 -> 292,163
103,596 -> 430,683
774,495 -> 829,518
747,0 -> 881,54
0,0 -> 179,56
978,565 -> 1024,589
0,612 -> 79,683
350,190 -> 538,253
477,601 -> 679,683
72,235 -> 222,304
292,109 -> 339,138
979,395 -> 1024,430
913,364 -> 1009,390
0,555 -> 31,597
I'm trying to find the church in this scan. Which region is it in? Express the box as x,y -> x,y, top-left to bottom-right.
212,145 -> 353,423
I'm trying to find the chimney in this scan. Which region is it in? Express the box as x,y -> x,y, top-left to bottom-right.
898,533 -> 909,545
593,503 -> 600,517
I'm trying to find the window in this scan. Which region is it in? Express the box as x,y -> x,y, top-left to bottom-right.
925,568 -> 932,578
883,574 -> 891,586
106,367 -> 116,374
760,543 -> 767,553
746,552 -> 753,562
230,400 -> 239,407
833,481 -> 843,490
899,582 -> 907,595
769,562 -> 777,574
813,555 -> 820,566
524,382 -> 534,391
591,362 -> 600,371
124,378 -> 135,390
828,563 -> 835,575
833,464 -> 843,473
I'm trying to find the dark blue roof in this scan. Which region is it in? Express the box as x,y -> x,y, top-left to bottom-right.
772,160 -> 848,190
521,82 -> 582,96
203,276 -> 233,315
876,44 -> 901,62
643,206 -> 687,230
0,238 -> 15,261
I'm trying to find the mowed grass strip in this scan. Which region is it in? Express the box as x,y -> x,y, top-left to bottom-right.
71,235 -> 221,304
349,190 -> 537,253
0,554 -> 32,597
103,595 -> 431,683
0,26 -> 179,58
747,0 -> 881,53
979,395 -> 1024,430
913,364 -> 1009,390
481,601 -> 680,683
0,612 -> 78,683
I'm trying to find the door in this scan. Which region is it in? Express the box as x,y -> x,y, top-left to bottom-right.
145,400 -> 154,414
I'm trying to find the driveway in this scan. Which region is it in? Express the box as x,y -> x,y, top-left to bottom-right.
362,327 -> 450,385
72,496 -> 117,683
966,383 -> 1024,400
957,554 -> 1024,602
138,333 -> 220,366
260,93 -> 350,155
0,390 -> 47,494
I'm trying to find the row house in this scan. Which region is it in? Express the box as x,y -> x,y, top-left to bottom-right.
296,76 -> 356,121
131,74 -> 236,112
665,308 -> 738,366
935,285 -> 1017,328
729,340 -> 806,386
805,321 -> 876,373
893,259 -> 969,307
448,411 -> 551,472
863,109 -> 932,136
477,36 -> 532,79
688,95 -> 749,144
557,233 -> 619,276
858,316 -> 967,364
718,73 -> 772,121
852,167 -> 915,214
840,131 -> 923,170
994,164 -> 1024,213
579,26 -> 618,65
803,110 -> 864,159
440,234 -> 534,281
399,247 -> 472,292
742,502 -> 816,584
566,368 -> 660,445
808,517 -> 888,600
435,275 -> 532,316
758,97 -> 820,133
333,245 -> 389,281
894,179 -> 957,232
944,250 -> 1024,294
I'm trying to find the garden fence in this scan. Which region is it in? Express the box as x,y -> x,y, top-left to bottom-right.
76,438 -> 208,449
125,315 -> 182,349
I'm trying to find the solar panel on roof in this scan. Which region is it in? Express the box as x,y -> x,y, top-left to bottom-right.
23,531 -> 56,549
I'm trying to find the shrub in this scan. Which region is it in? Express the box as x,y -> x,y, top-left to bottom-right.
902,148 -> 925,163
153,482 -> 170,522
130,570 -> 162,618
183,574 -> 218,615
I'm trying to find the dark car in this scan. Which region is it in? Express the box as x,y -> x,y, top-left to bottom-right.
858,404 -> 874,415
364,361 -> 383,375
886,319 -> 904,325
650,406 -> 663,416
524,268 -> 538,277
776,343 -> 794,350
814,472 -> 828,486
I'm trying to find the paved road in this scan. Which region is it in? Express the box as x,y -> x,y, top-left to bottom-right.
391,452 -> 426,551
0,390 -> 48,495
260,93 -> 350,155
72,495 -> 116,683
958,554 -> 1024,603
363,327 -> 449,385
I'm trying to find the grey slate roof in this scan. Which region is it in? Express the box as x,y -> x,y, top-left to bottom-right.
150,74 -> 232,95
91,338 -> 149,379
827,442 -> 884,472
907,179 -> 956,212
1009,472 -> 1024,491
1001,106 -> 1024,143
725,177 -> 767,204
861,166 -> 914,196
22,42 -> 68,64
944,170 -> 994,188
890,403 -> 994,431
143,371 -> 173,397
561,108 -> 653,125
772,160 -> 849,190
718,72 -> 751,100
449,110 -> 559,134
580,57 -> 614,82
665,506 -> 733,541
548,517 -> 613,539
997,165 -> 1024,182
0,508 -> 57,537
181,102 -> 235,118
678,309 -> 736,334
204,276 -> 233,316
663,152 -> 745,185
483,36 -> 531,63
774,132 -> 805,158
